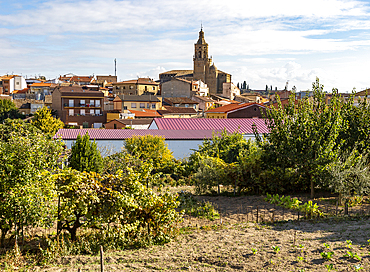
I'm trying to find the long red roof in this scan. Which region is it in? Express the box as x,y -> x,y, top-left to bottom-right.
53,129 -> 222,140
150,118 -> 269,134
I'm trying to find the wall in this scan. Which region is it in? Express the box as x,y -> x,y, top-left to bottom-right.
205,112 -> 227,119
227,105 -> 266,118
62,138 -> 205,159
162,80 -> 191,98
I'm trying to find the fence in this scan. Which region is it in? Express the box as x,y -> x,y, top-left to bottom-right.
181,199 -> 370,228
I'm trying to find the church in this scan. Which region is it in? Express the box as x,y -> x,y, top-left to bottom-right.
159,28 -> 232,95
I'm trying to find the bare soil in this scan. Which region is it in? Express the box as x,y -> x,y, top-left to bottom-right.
28,193 -> 370,271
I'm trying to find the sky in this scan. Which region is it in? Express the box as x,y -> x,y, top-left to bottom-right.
1,0 -> 370,92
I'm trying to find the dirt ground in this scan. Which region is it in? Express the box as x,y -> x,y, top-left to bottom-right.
30,192 -> 370,272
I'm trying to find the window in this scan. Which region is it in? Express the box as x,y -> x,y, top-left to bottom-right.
175,104 -> 179,107
185,104 -> 189,108
131,103 -> 136,108
80,100 -> 85,106
90,100 -> 94,106
151,104 -> 156,109
69,109 -> 74,116
90,109 -> 94,115
140,103 -> 145,108
95,100 -> 100,107
153,86 -> 155,90
147,103 -> 150,109
69,100 -> 74,107
80,109 -> 85,116
95,109 -> 101,115
130,85 -> 133,89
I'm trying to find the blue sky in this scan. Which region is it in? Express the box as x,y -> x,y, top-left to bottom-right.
1,0 -> 370,92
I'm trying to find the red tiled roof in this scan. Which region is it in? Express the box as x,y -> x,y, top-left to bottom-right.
129,109 -> 161,117
70,76 -> 94,82
53,129 -> 220,140
30,83 -> 52,87
13,88 -> 29,94
150,118 -> 269,134
206,102 -> 264,113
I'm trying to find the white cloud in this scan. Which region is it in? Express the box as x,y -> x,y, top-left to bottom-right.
0,0 -> 370,91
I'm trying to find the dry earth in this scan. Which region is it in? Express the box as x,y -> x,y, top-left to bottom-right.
29,193 -> 370,272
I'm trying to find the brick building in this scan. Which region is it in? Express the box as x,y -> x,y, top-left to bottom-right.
52,85 -> 105,128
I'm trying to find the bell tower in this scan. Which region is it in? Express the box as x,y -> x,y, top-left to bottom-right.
193,26 -> 212,83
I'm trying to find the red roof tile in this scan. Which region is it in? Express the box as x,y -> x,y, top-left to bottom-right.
53,129 -> 221,140
129,109 -> 161,117
150,118 -> 269,134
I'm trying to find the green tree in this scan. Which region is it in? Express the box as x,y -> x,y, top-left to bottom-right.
0,99 -> 23,122
31,106 -> 64,136
194,130 -> 247,164
256,78 -> 343,198
125,135 -> 174,172
0,119 -> 63,247
328,150 -> 370,204
53,166 -> 180,244
337,92 -> 370,155
68,133 -> 103,173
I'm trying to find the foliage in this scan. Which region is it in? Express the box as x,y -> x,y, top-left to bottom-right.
193,129 -> 248,165
265,193 -> 324,218
124,135 -> 174,173
53,169 -> 102,241
0,99 -> 24,122
68,132 -> 103,173
190,138 -> 262,194
52,167 -> 181,245
320,251 -> 334,260
328,150 -> 370,204
31,106 -> 64,136
177,191 -> 219,220
343,251 -> 361,261
256,78 -> 344,197
0,119 -> 63,247
193,156 -> 228,194
337,93 -> 370,155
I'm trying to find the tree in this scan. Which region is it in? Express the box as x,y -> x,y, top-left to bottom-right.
68,132 -> 103,173
31,106 -> 64,136
256,78 -> 343,198
195,130 -> 247,164
328,150 -> 370,205
0,99 -> 23,122
337,92 -> 370,155
0,119 -> 63,246
124,135 -> 174,172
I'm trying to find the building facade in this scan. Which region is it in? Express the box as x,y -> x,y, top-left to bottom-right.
52,85 -> 105,128
112,78 -> 159,96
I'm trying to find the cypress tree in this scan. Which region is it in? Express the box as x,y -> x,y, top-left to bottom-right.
68,132 -> 103,173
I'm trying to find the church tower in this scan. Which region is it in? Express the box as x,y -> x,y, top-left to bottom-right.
193,27 -> 212,83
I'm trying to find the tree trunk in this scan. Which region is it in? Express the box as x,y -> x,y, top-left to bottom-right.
1,228 -> 9,248
310,179 -> 314,199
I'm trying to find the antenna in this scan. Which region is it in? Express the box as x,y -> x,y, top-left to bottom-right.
114,59 -> 117,77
